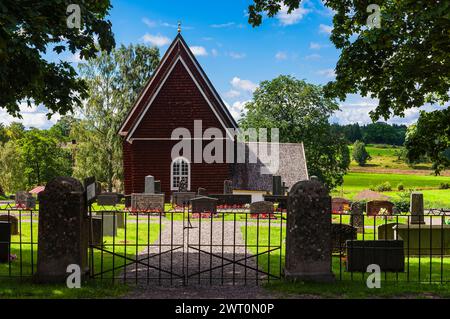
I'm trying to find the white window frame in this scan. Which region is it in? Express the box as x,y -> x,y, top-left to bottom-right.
170,156 -> 191,191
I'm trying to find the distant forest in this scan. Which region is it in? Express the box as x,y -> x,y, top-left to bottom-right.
331,122 -> 407,146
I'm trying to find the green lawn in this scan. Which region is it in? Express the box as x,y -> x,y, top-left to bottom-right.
333,172 -> 450,208
242,225 -> 450,297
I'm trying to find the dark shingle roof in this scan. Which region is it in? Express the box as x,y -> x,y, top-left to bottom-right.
232,142 -> 309,192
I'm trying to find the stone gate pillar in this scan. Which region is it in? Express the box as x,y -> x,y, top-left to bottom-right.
34,177 -> 89,283
285,179 -> 334,282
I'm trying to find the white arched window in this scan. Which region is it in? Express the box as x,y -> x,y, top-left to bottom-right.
171,157 -> 190,191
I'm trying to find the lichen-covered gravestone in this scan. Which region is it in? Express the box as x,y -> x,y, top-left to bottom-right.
350,202 -> 364,230
410,192 -> 425,224
34,177 -> 89,283
285,179 -> 334,282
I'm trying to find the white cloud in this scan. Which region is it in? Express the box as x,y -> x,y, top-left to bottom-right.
67,52 -> 83,64
305,53 -> 321,60
231,77 -> 258,92
319,24 -> 333,34
210,22 -> 235,28
317,68 -> 336,78
142,18 -> 156,28
190,46 -> 208,56
310,42 -> 326,50
229,52 -> 246,59
224,90 -> 241,98
142,34 -> 170,47
277,4 -> 310,26
211,48 -> 219,57
225,100 -> 250,120
275,52 -> 288,60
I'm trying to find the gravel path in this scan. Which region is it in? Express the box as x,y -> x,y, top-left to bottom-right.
122,219 -> 270,287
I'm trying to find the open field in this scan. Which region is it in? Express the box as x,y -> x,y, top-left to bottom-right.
333,172 -> 450,208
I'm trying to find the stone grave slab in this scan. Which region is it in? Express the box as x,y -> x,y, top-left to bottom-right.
0,215 -> 19,235
250,201 -> 275,219
190,196 -> 218,218
172,192 -> 196,207
131,193 -> 165,213
394,224 -> 450,256
366,200 -> 394,216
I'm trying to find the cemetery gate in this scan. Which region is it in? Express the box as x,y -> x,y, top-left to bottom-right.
87,204 -> 286,286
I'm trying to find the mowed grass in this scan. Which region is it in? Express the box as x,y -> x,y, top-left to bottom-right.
0,214 -> 161,298
242,225 -> 450,298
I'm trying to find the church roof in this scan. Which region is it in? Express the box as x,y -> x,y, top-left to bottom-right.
119,34 -> 238,141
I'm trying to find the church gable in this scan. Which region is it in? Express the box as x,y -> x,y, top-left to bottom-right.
120,34 -> 237,142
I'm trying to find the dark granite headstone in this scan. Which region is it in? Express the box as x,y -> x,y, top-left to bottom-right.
90,216 -> 103,246
250,200 -> 275,218
262,195 -> 288,209
97,193 -> 119,206
172,192 -> 196,206
197,187 -> 208,196
366,200 -> 394,216
410,192 -> 425,224
331,224 -> 357,253
191,196 -> 218,214
272,176 -> 282,196
285,179 -> 334,282
35,177 -> 89,283
346,240 -> 405,272
0,215 -> 18,235
0,221 -> 11,263
223,180 -> 233,195
154,180 -> 161,194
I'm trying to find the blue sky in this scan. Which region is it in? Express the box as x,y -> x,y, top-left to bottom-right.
1,0 -> 444,129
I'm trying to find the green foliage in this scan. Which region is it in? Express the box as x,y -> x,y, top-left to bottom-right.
49,116 -> 79,142
1,0 -> 115,117
405,109 -> 450,174
6,122 -> 25,141
72,44 -> 160,191
0,140 -> 27,193
248,0 -> 450,171
397,183 -> 404,191
440,183 -> 450,190
333,122 -> 406,145
351,140 -> 371,166
369,181 -> 392,192
239,75 -> 350,189
18,129 -> 72,187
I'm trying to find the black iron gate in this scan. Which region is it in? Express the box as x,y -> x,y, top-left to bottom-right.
88,205 -> 285,286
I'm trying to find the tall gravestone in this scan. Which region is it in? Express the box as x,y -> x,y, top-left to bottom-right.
154,180 -> 161,194
285,179 -> 334,282
350,202 -> 364,230
34,177 -> 89,283
223,180 -> 233,195
144,175 -> 155,194
0,221 -> 11,263
410,192 -> 425,224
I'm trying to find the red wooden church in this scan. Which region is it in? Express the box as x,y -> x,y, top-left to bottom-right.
118,33 -> 308,202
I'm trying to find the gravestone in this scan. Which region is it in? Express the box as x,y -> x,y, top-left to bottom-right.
15,191 -> 36,209
250,201 -> 274,218
98,212 -> 125,229
172,192 -> 196,206
346,240 -> 405,272
97,214 -> 117,237
90,216 -> 103,246
190,196 -> 218,218
223,180 -> 233,195
366,200 -> 394,216
125,195 -> 132,208
35,177 -> 89,283
394,224 -> 450,256
97,193 -> 119,206
378,223 -> 399,240
178,178 -> 188,192
144,175 -> 155,194
350,202 -> 364,229
0,221 -> 11,263
331,198 -> 350,214
154,180 -> 161,194
0,215 -> 19,235
272,176 -> 282,196
131,193 -> 165,212
410,192 -> 425,224
197,187 -> 208,196
331,224 -> 357,253
285,179 -> 334,282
